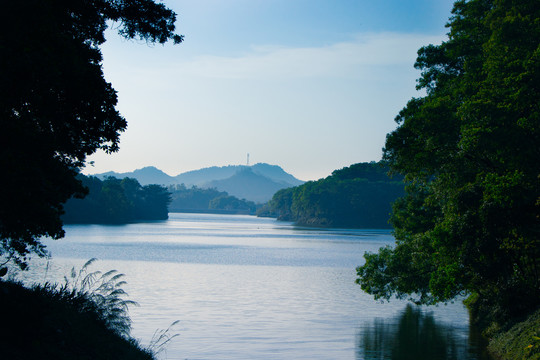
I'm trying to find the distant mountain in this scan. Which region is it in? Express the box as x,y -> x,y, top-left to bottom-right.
174,163 -> 304,187
90,163 -> 304,203
94,166 -> 175,185
251,163 -> 304,187
205,167 -> 289,203
173,165 -> 241,186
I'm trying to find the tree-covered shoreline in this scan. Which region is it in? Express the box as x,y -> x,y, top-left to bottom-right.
356,0 -> 540,356
63,175 -> 171,224
261,162 -> 404,229
168,184 -> 258,215
63,177 -> 263,223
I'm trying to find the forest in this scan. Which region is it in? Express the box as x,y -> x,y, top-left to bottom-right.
1,1 -> 183,357
168,184 -> 258,214
62,175 -> 171,224
261,162 -> 404,228
355,1 -> 540,357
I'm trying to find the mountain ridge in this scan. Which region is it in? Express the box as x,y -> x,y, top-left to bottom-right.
89,163 -> 304,203
205,167 -> 290,203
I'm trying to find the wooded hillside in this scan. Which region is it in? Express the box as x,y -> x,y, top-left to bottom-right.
262,162 -> 404,228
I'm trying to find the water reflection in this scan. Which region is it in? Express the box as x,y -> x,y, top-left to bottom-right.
33,214 -> 488,359
357,304 -> 491,360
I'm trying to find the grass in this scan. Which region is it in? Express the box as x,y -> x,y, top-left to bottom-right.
465,292 -> 540,359
0,259 -> 159,360
488,309 -> 540,360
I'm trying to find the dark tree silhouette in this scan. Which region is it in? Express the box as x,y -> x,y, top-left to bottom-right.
62,176 -> 171,224
0,0 -> 182,268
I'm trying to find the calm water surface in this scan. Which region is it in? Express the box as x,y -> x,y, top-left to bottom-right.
21,213 -> 490,360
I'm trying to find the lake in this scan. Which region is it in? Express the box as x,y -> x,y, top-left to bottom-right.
20,213 -> 491,359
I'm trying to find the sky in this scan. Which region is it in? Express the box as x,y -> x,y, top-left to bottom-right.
85,0 -> 456,181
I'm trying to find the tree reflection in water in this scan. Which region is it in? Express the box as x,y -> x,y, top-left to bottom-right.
356,304 -> 491,360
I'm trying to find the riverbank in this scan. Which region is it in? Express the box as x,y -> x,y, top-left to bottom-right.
0,277 -> 155,360
466,294 -> 540,359
487,309 -> 540,360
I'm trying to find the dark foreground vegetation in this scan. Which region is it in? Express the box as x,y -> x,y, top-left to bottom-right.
0,260 -> 155,360
489,311 -> 540,360
0,0 -> 182,357
466,296 -> 540,360
63,175 -> 171,224
0,0 -> 182,268
355,0 -> 540,358
261,162 -> 404,228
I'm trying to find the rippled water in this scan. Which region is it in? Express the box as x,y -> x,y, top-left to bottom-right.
19,213 -> 490,359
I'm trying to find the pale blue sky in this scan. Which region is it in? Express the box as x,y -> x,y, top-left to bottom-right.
86,0 -> 456,181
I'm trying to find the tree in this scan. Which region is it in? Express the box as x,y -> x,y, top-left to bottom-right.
356,0 -> 540,322
265,162 -> 404,228
209,194 -> 256,213
0,0 -> 182,268
62,176 -> 171,224
138,184 -> 172,220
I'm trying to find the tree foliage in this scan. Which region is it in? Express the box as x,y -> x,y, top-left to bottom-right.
0,0 -> 182,268
264,162 -> 404,228
168,185 -> 257,214
356,0 -> 540,321
63,176 -> 171,224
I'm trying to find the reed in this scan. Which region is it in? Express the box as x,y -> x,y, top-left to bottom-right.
56,258 -> 137,338
0,259 -> 166,359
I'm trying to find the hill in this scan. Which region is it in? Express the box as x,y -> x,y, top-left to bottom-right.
205,167 -> 291,203
262,162 -> 404,228
91,163 -> 304,203
172,163 -> 304,188
172,165 -> 239,186
251,163 -> 304,187
168,185 -> 257,214
95,166 -> 175,185
63,175 -> 170,224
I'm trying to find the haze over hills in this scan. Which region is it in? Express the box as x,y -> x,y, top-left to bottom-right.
91,163 -> 304,203
206,167 -> 292,204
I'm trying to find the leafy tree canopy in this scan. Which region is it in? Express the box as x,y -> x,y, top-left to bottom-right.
168,184 -> 258,214
63,175 -> 171,224
356,0 -> 540,322
264,162 -> 404,228
0,0 -> 182,268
